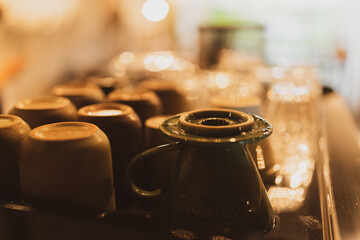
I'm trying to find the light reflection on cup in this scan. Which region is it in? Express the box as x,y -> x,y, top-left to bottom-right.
8,96 -> 78,129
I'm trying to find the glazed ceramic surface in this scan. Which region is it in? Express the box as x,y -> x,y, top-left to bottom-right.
0,115 -> 31,198
78,103 -> 142,208
19,122 -> 115,212
8,96 -> 78,129
139,79 -> 189,115
108,89 -> 162,124
126,109 -> 275,234
51,81 -> 105,109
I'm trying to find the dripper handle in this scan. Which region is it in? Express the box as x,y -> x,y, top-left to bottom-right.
125,142 -> 182,198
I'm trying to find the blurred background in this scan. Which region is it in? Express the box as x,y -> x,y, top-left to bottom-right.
0,0 -> 358,125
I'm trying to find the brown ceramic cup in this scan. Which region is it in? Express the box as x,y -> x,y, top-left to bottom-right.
8,96 -> 78,129
51,81 -> 105,109
19,122 -> 116,212
139,79 -> 189,115
78,103 -> 142,208
0,115 -> 31,198
108,89 -> 162,124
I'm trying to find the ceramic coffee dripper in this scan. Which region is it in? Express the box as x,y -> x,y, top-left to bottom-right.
19,122 -> 115,212
51,81 -> 105,109
126,109 -> 275,234
0,115 -> 31,198
108,89 -> 162,125
78,103 -> 142,208
139,79 -> 189,115
8,96 -> 78,129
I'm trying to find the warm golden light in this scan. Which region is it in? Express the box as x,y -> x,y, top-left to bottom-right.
273,164 -> 281,172
268,186 -> 305,212
268,82 -> 310,102
290,174 -> 303,189
109,55 -> 127,77
87,109 -> 123,116
143,51 -> 174,72
119,52 -> 135,65
142,0 -> 169,22
275,174 -> 283,185
215,73 -> 229,89
256,145 -> 265,169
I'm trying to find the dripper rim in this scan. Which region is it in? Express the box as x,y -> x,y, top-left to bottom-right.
178,109 -> 254,137
160,109 -> 272,144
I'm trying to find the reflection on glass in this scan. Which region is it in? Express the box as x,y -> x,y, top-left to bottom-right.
143,51 -> 174,72
265,67 -> 321,212
108,51 -> 195,82
268,186 -> 305,212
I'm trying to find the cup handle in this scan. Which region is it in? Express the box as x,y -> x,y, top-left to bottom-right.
125,142 -> 182,198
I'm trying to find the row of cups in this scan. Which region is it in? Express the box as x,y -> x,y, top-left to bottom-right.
0,90 -> 177,212
49,78 -> 189,121
0,77 -> 276,213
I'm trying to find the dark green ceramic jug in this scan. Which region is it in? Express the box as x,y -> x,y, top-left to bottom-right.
125,109 -> 275,234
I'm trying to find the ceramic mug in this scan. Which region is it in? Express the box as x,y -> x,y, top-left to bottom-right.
78,103 -> 142,208
108,89 -> 162,124
0,115 -> 31,198
8,96 -> 78,129
51,81 -> 105,109
126,109 -> 275,234
19,122 -> 115,212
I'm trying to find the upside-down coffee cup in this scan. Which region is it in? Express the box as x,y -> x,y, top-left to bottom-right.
108,89 -> 162,124
126,109 -> 275,235
139,79 -> 189,115
19,122 -> 115,212
51,81 -> 105,109
78,103 -> 142,208
0,115 -> 31,198
8,96 -> 78,129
